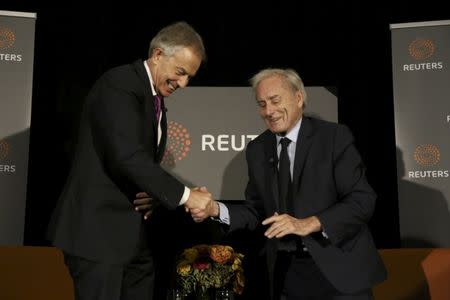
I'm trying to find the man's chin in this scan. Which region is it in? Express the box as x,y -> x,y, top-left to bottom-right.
269,127 -> 284,134
165,89 -> 177,97
266,121 -> 286,133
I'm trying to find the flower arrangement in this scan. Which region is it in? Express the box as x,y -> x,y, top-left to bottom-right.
176,244 -> 245,296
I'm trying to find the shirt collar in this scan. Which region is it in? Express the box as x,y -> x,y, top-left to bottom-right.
144,60 -> 157,97
276,117 -> 302,145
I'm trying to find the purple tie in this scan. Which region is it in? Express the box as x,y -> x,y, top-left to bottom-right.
154,95 -> 161,120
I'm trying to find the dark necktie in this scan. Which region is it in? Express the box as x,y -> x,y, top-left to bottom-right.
277,137 -> 297,252
154,94 -> 161,120
278,137 -> 292,213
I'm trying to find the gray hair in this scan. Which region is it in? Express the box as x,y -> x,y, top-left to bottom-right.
149,21 -> 206,63
249,68 -> 307,107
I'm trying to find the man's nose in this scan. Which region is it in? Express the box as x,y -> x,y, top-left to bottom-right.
264,103 -> 275,116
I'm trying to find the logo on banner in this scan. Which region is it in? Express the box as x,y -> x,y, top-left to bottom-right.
202,134 -> 258,151
162,121 -> 191,166
414,144 -> 440,166
0,27 -> 15,49
408,144 -> 448,178
0,139 -> 9,160
0,26 -> 23,62
0,139 -> 16,173
403,38 -> 443,71
161,120 -> 259,166
409,38 -> 434,60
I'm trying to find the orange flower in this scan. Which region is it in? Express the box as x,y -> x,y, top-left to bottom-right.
210,245 -> 233,264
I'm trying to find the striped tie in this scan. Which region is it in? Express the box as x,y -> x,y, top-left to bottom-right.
154,95 -> 161,120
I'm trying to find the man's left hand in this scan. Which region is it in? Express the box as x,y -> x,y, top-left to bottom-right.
262,213 -> 322,238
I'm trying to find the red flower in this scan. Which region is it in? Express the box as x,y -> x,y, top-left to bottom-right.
193,261 -> 210,270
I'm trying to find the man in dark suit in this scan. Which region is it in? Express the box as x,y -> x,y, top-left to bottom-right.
192,68 -> 387,299
47,21 -> 214,300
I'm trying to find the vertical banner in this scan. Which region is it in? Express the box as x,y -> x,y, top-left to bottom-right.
163,87 -> 337,200
391,20 -> 450,247
0,10 -> 37,244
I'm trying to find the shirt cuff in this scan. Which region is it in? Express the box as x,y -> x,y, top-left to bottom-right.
178,186 -> 190,206
212,202 -> 230,225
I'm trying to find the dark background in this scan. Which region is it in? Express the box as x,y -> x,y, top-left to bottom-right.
3,2 -> 449,254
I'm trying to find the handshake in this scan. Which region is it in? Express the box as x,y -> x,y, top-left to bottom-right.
133,186 -> 218,223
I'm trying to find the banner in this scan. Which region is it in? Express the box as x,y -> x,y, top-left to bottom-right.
164,87 -> 337,200
0,10 -> 36,245
391,20 -> 450,247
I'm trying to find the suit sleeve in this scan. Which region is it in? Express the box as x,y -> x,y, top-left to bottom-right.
316,125 -> 376,249
88,74 -> 184,209
228,141 -> 262,232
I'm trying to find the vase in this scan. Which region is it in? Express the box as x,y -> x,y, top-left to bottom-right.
194,289 -> 211,300
214,288 -> 234,300
167,289 -> 186,300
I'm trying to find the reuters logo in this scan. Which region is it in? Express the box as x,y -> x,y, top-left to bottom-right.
162,121 -> 191,166
409,38 -> 434,60
0,27 -> 15,50
414,144 -> 440,166
0,140 -> 10,161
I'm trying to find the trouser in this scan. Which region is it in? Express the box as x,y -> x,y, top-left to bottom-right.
63,248 -> 154,300
275,252 -> 374,300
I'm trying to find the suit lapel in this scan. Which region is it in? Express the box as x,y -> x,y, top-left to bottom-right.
293,117 -> 314,196
264,132 -> 279,212
132,60 -> 160,155
156,98 -> 167,163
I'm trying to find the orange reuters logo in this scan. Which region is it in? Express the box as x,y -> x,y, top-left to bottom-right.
408,38 -> 434,60
414,144 -> 440,166
0,27 -> 15,50
162,121 -> 191,166
0,140 -> 9,161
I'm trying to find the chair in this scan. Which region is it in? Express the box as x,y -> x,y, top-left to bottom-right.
374,248 -> 450,300
373,248 -> 431,300
421,248 -> 450,300
0,246 -> 74,300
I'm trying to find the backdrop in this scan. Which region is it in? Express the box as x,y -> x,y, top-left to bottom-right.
391,20 -> 450,247
0,10 -> 36,245
0,4 -> 448,248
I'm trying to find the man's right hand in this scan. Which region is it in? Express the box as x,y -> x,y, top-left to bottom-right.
184,186 -> 214,222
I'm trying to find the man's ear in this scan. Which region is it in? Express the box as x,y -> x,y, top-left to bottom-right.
296,90 -> 304,107
151,47 -> 164,62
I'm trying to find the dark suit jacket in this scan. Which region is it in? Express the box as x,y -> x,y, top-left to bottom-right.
228,117 -> 386,296
47,60 -> 184,263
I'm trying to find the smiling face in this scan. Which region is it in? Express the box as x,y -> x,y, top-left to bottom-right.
256,75 -> 304,134
149,46 -> 202,97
